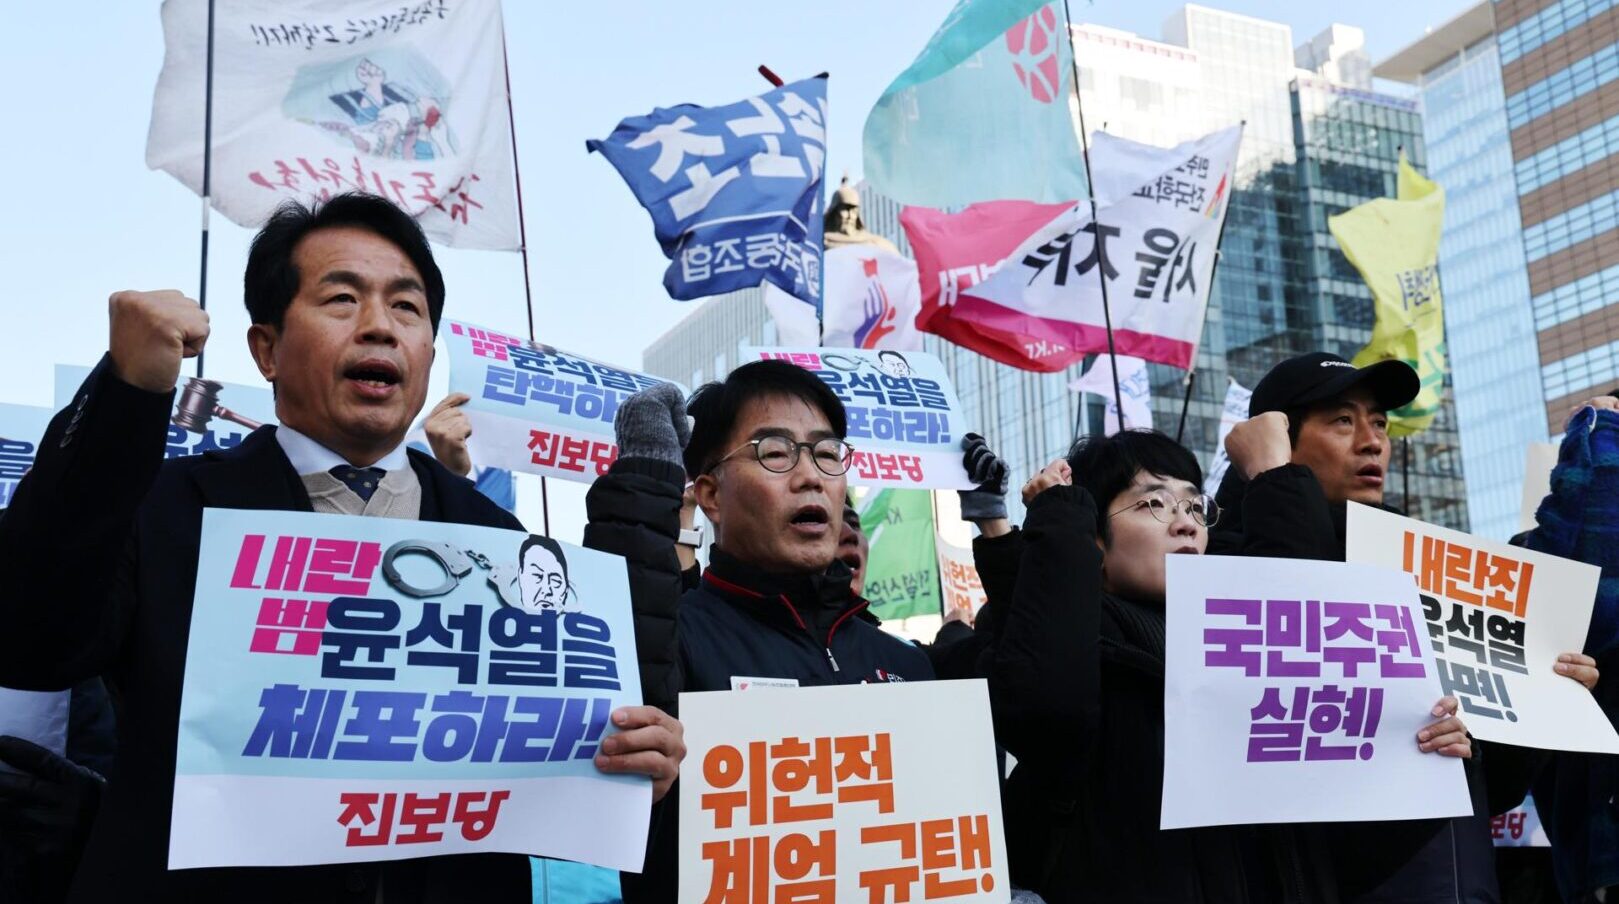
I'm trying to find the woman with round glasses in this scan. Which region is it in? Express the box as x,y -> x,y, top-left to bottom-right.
987,429 -> 1269,903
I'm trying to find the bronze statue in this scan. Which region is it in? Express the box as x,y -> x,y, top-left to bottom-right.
823,177 -> 899,254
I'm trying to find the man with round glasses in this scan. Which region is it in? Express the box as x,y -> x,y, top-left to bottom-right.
581,359 -> 934,900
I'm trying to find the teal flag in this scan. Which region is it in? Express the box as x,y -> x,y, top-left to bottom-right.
862,0 -> 1088,208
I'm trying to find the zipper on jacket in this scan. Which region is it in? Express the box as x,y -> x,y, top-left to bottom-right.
824,647 -> 840,673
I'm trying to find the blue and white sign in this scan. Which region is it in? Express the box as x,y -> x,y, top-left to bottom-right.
588,76 -> 828,305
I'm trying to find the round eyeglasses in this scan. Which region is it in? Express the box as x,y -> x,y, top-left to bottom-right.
1108,489 -> 1220,527
708,435 -> 856,477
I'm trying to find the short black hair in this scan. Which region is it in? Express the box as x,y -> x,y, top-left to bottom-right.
243,192 -> 446,333
519,534 -> 569,579
684,359 -> 848,477
1067,429 -> 1203,544
878,350 -> 905,361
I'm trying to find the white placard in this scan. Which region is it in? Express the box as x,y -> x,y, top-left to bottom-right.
1162,554 -> 1471,829
680,680 -> 1009,902
1347,503 -> 1618,753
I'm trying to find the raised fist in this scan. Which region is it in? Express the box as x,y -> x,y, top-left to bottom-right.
1224,411 -> 1292,480
108,290 -> 209,393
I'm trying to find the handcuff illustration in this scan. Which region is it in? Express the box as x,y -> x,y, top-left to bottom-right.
381,540 -> 522,609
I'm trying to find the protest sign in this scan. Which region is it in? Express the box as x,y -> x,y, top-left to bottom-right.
169,508 -> 649,870
443,320 -> 679,485
148,0 -> 518,250
680,680 -> 1009,903
1162,554 -> 1471,829
1068,354 -> 1152,435
937,536 -> 986,624
55,365 -> 278,461
744,348 -> 973,489
1346,503 -> 1619,753
1492,797 -> 1550,848
0,402 -> 53,509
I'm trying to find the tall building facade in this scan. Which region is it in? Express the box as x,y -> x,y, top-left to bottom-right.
644,4 -> 1473,531
1378,2 -> 1547,541
1494,0 -> 1619,434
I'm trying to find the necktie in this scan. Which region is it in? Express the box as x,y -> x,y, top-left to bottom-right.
329,465 -> 387,503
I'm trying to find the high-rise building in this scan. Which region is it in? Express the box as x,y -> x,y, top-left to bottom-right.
1493,0 -> 1619,435
643,4 -> 1472,531
1377,2 -> 1546,541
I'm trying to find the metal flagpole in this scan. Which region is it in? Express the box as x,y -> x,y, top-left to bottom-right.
1174,370 -> 1196,444
196,0 -> 216,379
501,34 -> 550,536
1060,0 -> 1124,429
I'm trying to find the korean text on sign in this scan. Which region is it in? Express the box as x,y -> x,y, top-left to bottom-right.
680,680 -> 1010,903
170,509 -> 650,872
1162,555 -> 1471,829
744,348 -> 974,491
444,319 -> 680,486
1346,503 -> 1619,754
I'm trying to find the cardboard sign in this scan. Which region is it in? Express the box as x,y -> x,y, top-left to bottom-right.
1347,504 -> 1619,753
680,680 -> 1009,902
170,509 -> 649,870
1162,554 -> 1471,828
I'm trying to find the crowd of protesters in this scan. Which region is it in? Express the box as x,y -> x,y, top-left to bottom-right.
0,193 -> 1614,903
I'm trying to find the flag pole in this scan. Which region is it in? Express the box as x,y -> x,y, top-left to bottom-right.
1060,0 -> 1124,428
501,33 -> 550,537
196,0 -> 216,379
756,64 -> 828,346
1171,120 -> 1243,446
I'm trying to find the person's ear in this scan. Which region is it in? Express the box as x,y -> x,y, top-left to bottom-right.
247,323 -> 279,383
694,472 -> 722,526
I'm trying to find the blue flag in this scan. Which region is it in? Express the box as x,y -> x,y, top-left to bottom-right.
588,76 -> 827,304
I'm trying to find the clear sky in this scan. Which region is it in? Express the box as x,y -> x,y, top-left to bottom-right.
0,0 -> 1471,539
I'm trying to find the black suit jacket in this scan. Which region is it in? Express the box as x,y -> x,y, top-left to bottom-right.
0,358 -> 532,902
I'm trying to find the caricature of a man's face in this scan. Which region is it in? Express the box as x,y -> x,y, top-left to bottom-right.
878,353 -> 912,377
519,544 -> 567,611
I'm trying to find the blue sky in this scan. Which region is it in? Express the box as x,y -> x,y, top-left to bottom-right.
0,0 -> 1471,538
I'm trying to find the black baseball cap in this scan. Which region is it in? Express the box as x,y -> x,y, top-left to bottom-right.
1249,352 -> 1420,418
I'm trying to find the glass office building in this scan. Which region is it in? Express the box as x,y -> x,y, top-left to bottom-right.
1378,2 -> 1546,541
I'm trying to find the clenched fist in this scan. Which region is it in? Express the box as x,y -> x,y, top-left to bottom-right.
1224,411 -> 1292,480
108,290 -> 210,393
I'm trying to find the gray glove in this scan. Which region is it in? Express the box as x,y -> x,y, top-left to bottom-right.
613,382 -> 691,470
958,433 -> 1009,521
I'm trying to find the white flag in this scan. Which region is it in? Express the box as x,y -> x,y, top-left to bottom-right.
1204,378 -> 1253,495
822,246 -> 923,350
147,0 -> 519,250
762,282 -> 821,347
764,246 -> 924,351
1069,354 -> 1152,435
955,125 -> 1243,369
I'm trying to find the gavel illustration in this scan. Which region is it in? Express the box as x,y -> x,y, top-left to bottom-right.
172,378 -> 264,433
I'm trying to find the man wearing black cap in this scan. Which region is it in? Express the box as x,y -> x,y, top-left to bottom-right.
1210,351 -> 1504,902
1210,350 -> 1418,559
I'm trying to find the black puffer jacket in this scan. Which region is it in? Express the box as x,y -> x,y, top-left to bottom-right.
990,485 -> 1265,903
1212,464 -> 1501,904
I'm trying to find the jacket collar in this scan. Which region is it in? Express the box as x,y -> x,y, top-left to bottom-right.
701,548 -> 873,640
189,425 -> 480,524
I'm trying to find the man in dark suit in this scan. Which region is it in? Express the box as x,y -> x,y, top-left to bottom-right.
0,193 -> 683,902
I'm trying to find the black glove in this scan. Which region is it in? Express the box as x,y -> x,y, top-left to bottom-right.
0,736 -> 105,859
958,433 -> 1010,521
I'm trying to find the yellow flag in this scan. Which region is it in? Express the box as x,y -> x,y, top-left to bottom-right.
1329,153 -> 1446,437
